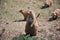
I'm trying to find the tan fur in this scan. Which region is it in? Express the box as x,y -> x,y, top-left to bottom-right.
51,9 -> 60,20
25,10 -> 38,36
44,0 -> 53,7
52,9 -> 60,16
19,9 -> 40,21
19,9 -> 30,21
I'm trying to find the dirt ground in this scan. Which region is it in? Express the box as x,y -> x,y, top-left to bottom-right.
0,0 -> 60,40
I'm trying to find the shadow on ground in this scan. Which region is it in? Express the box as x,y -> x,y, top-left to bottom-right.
13,20 -> 26,22
48,18 -> 56,22
0,29 -> 5,40
40,5 -> 49,9
48,17 -> 60,22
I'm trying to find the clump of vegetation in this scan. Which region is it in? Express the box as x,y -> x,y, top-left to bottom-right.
12,34 -> 37,40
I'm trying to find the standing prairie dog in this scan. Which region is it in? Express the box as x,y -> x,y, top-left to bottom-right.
25,10 -> 38,36
19,9 -> 40,21
51,9 -> 60,20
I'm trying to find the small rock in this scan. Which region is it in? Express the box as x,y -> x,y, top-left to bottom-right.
6,23 -> 9,24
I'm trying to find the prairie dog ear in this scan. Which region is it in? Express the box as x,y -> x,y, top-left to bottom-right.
28,11 -> 32,14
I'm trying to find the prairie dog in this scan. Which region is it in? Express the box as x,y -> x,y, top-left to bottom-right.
19,9 -> 40,21
25,11 -> 38,36
51,9 -> 60,19
44,0 -> 53,7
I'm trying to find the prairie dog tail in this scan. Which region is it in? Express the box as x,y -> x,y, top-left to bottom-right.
36,13 -> 40,18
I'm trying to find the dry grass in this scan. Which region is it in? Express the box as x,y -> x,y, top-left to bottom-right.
0,0 -> 60,40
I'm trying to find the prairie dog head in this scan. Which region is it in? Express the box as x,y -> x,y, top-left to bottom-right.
44,0 -> 53,6
51,9 -> 60,16
51,9 -> 60,20
19,9 -> 29,14
51,13 -> 57,20
26,11 -> 34,23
